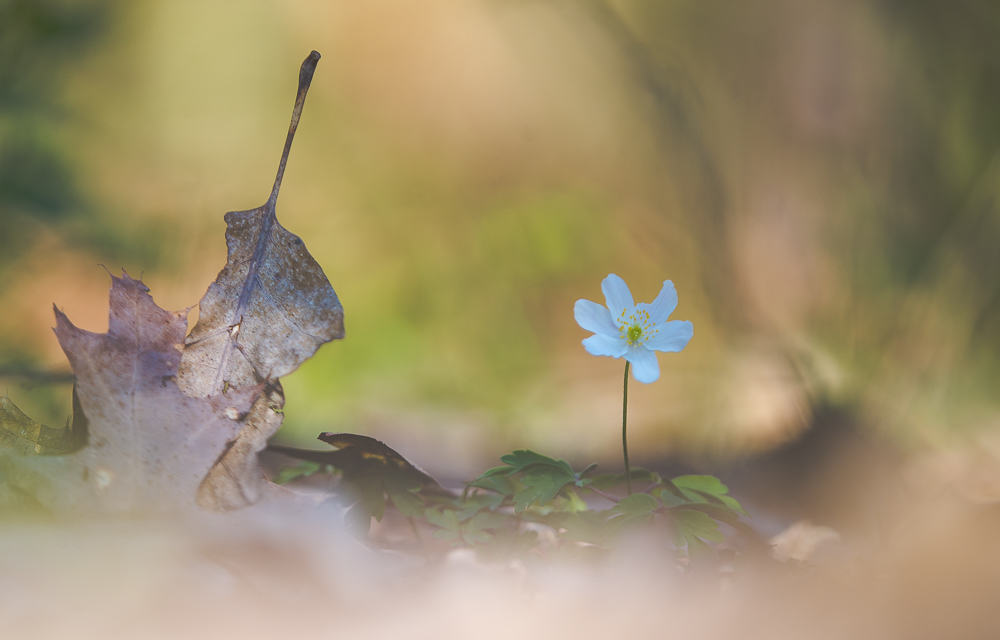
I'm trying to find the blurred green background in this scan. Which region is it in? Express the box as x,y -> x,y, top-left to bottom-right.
3,0 -> 1000,477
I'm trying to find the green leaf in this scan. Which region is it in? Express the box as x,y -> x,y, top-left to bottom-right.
512,467 -> 575,512
612,492 -> 659,514
558,511 -> 611,546
655,486 -> 689,507
604,492 -> 659,540
673,475 -> 729,496
471,449 -> 587,513
344,500 -> 374,537
498,449 -> 576,476
343,474 -> 386,523
457,492 -> 506,520
669,502 -> 736,523
466,510 -> 508,531
685,534 -> 718,561
462,530 -> 494,545
479,466 -> 513,479
388,489 -> 425,518
604,512 -> 655,540
565,490 -> 589,513
720,495 -> 750,518
466,474 -> 515,497
671,509 -> 725,544
425,508 -> 461,532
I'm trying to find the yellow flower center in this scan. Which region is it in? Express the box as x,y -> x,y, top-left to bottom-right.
618,308 -> 659,345
627,325 -> 643,343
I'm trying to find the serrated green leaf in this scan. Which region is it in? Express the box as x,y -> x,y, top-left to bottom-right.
678,488 -> 702,503
478,466 -> 513,479
467,473 -> 515,497
689,488 -> 729,507
425,508 -> 461,532
342,474 -> 386,522
686,534 -> 718,561
655,486 -> 689,507
671,509 -> 725,543
467,510 -> 508,531
566,490 -> 589,513
499,449 -> 576,476
433,529 -> 460,541
612,492 -> 659,514
558,510 -> 611,546
512,468 -> 575,512
669,502 -> 737,523
604,511 -> 656,540
388,489 -> 425,518
720,495 -> 750,518
462,530 -> 494,545
673,475 -> 728,496
456,492 -> 506,520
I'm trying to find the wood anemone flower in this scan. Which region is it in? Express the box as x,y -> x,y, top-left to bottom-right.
573,274 -> 693,383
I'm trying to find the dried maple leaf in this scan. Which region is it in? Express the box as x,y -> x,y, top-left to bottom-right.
0,272 -> 262,515
177,51 -> 344,510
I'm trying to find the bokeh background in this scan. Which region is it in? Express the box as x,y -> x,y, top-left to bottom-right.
3,0 -> 1000,487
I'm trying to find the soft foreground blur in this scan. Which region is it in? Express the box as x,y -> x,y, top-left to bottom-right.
2,468 -> 1000,640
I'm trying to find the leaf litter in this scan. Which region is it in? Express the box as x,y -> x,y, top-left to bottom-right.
1,272 -> 260,514
0,51 -> 344,516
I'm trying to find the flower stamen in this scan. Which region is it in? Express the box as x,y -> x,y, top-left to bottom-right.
626,325 -> 643,344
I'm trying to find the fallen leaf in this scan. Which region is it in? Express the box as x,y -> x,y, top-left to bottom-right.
195,382 -> 285,510
0,393 -> 75,455
177,51 -> 344,509
269,432 -> 448,535
269,432 -> 444,493
0,272 -> 262,515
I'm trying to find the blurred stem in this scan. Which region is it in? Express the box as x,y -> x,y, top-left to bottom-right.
623,360 -> 632,496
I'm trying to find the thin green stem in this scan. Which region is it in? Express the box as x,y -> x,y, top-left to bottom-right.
623,360 -> 632,496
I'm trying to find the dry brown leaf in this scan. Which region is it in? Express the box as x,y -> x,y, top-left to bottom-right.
177,51 -> 344,510
269,432 -> 447,493
195,382 -> 286,510
0,272 -> 262,515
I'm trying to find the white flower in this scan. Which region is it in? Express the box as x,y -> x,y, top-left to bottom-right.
574,274 -> 693,383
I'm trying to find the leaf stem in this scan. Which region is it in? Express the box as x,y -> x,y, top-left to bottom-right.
271,50 -> 321,204
623,360 -> 632,496
584,485 -> 620,504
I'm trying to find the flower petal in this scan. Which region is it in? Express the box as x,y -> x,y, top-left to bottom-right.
574,299 -> 619,337
601,274 -> 634,319
647,280 -> 678,324
626,345 -> 660,383
644,320 -> 693,353
583,334 -> 628,358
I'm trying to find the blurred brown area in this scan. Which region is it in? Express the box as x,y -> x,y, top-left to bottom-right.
2,0 -> 1000,518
